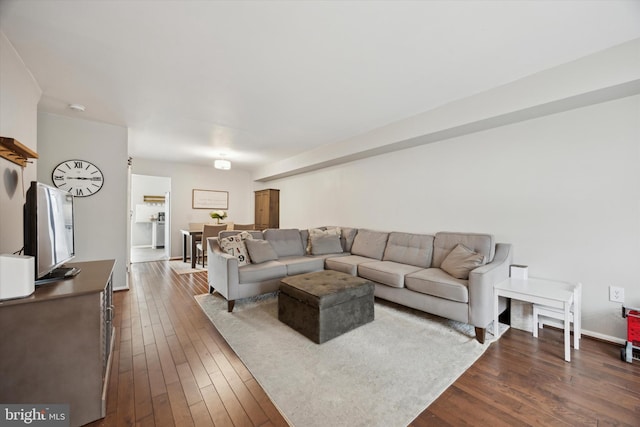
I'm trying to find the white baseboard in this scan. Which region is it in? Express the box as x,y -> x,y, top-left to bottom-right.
581,329 -> 625,345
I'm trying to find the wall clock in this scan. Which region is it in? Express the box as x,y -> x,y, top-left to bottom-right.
52,159 -> 104,197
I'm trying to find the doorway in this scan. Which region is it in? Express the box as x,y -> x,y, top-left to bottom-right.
130,174 -> 171,263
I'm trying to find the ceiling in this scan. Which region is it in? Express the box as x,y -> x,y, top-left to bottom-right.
2,0 -> 639,172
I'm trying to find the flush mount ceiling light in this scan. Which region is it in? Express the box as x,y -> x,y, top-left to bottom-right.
214,159 -> 231,170
68,103 -> 86,112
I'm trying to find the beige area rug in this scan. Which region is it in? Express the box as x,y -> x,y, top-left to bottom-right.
169,260 -> 207,275
195,292 -> 507,427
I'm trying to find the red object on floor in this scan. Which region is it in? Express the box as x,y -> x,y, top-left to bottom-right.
627,309 -> 640,346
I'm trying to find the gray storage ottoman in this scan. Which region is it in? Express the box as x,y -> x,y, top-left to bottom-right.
278,270 -> 375,344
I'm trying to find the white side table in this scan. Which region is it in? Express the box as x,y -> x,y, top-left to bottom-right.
494,277 -> 581,362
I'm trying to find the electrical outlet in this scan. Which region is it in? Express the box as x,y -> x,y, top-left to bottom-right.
609,286 -> 625,303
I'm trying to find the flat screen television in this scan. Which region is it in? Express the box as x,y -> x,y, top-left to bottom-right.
24,181 -> 79,283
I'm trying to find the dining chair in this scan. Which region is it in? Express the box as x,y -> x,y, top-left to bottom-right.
196,224 -> 228,267
233,223 -> 256,231
187,222 -> 206,253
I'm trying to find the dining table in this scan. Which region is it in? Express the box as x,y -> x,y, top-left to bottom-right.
180,228 -> 203,268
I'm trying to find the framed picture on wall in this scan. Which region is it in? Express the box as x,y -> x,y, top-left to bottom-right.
192,189 -> 228,209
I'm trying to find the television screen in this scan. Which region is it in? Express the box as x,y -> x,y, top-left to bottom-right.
24,182 -> 75,281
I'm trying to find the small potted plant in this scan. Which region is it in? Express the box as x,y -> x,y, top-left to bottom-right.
210,210 -> 227,224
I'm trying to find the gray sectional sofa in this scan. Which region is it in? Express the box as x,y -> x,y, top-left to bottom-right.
207,227 -> 512,343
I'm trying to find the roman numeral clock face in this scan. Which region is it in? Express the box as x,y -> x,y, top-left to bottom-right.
52,160 -> 104,197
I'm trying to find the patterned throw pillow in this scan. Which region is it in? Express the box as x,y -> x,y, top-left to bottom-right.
218,231 -> 253,266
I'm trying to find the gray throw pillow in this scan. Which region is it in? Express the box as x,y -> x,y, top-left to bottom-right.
310,234 -> 343,255
245,239 -> 279,264
440,244 -> 485,280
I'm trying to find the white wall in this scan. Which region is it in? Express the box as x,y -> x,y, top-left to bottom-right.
130,174 -> 170,246
0,31 -> 41,254
37,112 -> 128,290
131,158 -> 253,258
267,95 -> 640,340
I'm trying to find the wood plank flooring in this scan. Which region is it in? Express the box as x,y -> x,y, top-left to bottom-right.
87,261 -> 640,426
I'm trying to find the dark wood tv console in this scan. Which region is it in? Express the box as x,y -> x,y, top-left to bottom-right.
0,259 -> 116,427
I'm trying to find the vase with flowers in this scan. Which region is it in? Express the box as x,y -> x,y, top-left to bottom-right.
210,210 -> 227,224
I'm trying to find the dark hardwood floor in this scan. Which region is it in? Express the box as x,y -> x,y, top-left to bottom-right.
87,261 -> 639,427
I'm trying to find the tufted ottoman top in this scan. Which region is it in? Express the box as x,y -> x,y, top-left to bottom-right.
280,270 -> 373,309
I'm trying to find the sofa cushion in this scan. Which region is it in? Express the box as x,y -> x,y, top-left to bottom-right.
405,268 -> 469,303
278,256 -> 325,276
350,229 -> 389,260
263,229 -> 305,257
432,232 -> 495,268
308,252 -> 351,261
325,255 -> 374,276
382,232 -> 434,268
238,261 -> 287,283
440,244 -> 485,279
218,232 -> 253,266
357,261 -> 423,288
245,239 -> 279,264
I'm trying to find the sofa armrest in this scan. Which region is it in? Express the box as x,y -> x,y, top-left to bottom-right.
468,243 -> 513,328
207,238 -> 240,300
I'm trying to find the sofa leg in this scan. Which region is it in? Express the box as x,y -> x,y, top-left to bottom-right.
227,300 -> 235,313
209,285 -> 215,294
475,327 -> 486,344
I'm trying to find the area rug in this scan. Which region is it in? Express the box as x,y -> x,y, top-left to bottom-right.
195,292 -> 507,427
169,260 -> 206,275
